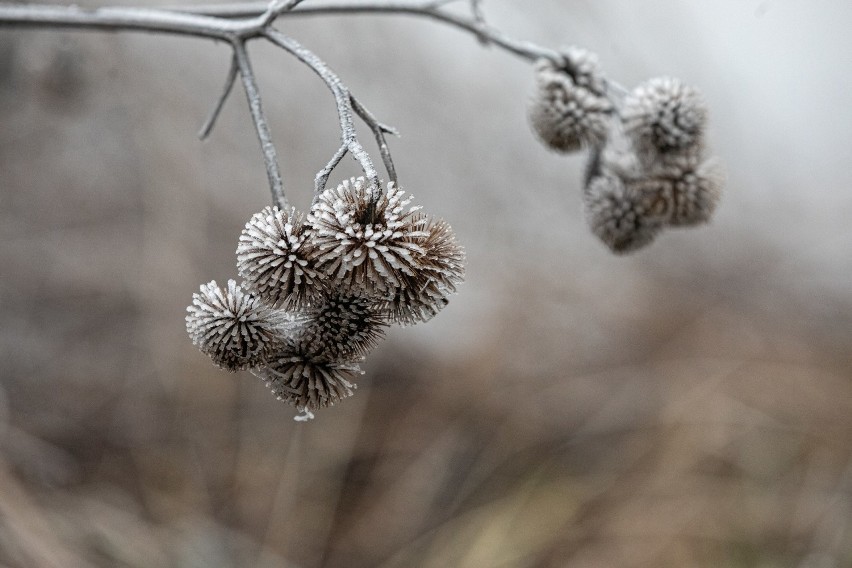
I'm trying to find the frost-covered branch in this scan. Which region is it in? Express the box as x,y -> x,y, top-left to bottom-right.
263,28 -> 381,201
170,0 -> 560,62
198,53 -> 238,141
1,0 -> 724,417
233,40 -> 287,208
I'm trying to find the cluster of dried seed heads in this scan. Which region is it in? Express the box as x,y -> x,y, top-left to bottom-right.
529,48 -> 723,253
186,178 -> 465,414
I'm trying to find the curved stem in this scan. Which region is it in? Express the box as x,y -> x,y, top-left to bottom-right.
0,3 -> 239,39
264,28 -> 381,203
233,40 -> 288,208
199,52 -> 239,140
351,95 -> 398,186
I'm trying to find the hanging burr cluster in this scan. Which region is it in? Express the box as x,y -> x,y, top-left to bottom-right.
186,178 -> 465,414
529,48 -> 723,253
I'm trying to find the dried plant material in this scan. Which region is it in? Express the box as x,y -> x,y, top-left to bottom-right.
307,177 -> 428,296
185,279 -> 284,371
384,218 -> 466,325
254,335 -> 363,412
584,174 -> 665,254
528,51 -> 613,153
667,157 -> 724,227
300,294 -> 388,358
555,46 -> 607,95
622,76 -> 707,162
236,206 -> 323,308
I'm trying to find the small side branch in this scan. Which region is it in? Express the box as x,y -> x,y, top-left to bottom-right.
198,52 -> 239,140
351,95 -> 398,185
314,143 -> 348,194
233,40 -> 288,209
264,28 -> 382,203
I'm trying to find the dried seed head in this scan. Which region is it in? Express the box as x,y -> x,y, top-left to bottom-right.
622,77 -> 708,160
300,294 -> 388,358
186,279 -> 283,371
667,157 -> 724,226
236,206 -> 323,309
254,335 -> 363,412
307,177 -> 429,296
384,218 -> 466,325
528,55 -> 613,153
584,174 -> 665,254
556,46 -> 607,95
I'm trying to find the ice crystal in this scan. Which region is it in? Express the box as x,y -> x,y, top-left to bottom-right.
186,279 -> 283,371
236,206 -> 323,308
307,177 -> 429,296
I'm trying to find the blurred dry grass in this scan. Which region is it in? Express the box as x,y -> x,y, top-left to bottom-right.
1,2 -> 851,567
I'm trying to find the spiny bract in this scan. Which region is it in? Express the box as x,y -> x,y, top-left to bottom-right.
307,177 -> 429,296
186,279 -> 284,371
236,206 -> 324,309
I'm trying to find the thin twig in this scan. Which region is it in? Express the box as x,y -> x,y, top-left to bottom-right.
264,28 -> 381,204
350,95 -> 398,185
233,40 -> 288,209
256,0 -> 308,28
198,52 -> 239,140
0,0 -> 573,209
314,143 -> 348,194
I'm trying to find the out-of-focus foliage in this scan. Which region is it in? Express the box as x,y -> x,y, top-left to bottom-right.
0,1 -> 850,566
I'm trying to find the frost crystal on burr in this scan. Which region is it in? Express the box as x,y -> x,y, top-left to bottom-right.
584,174 -> 665,254
186,279 -> 283,371
237,206 -> 323,308
622,77 -> 707,161
307,177 -> 428,296
254,335 -> 363,412
528,52 -> 613,153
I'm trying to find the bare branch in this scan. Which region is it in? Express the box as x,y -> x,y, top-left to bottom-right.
351,95 -> 398,186
164,1 -> 560,62
264,28 -> 382,203
198,52 -> 239,140
0,3 -> 239,39
233,40 -> 288,209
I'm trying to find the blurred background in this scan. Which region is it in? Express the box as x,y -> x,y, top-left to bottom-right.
1,1 -> 851,566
